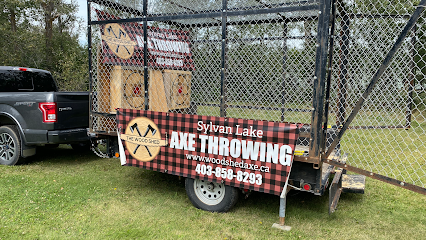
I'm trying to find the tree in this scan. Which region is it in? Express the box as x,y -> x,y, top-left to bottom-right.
0,0 -> 88,91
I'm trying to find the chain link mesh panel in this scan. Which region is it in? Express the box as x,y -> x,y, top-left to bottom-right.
328,0 -> 426,187
88,0 -> 426,189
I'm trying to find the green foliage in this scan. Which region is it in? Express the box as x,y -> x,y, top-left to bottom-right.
0,0 -> 87,91
54,48 -> 89,91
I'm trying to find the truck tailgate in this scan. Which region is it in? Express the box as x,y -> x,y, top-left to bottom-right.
55,92 -> 89,130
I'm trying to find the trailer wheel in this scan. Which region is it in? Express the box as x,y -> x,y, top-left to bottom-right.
185,178 -> 239,212
0,125 -> 21,166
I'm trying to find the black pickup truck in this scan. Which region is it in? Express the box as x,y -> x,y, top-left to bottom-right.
0,66 -> 90,165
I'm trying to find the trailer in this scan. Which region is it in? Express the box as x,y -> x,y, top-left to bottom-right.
86,0 -> 426,229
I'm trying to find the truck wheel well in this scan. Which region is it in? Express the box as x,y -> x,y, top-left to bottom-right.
0,114 -> 24,144
0,115 -> 16,126
0,115 -> 35,158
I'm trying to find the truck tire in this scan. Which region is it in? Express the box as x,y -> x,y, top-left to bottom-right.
0,125 -> 21,166
185,178 -> 239,212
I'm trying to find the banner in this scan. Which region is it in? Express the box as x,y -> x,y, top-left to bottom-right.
96,10 -> 194,71
117,109 -> 299,196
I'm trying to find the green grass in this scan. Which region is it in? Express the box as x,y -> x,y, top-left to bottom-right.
196,105 -> 408,127
340,117 -> 426,187
1,145 -> 425,239
196,105 -> 426,186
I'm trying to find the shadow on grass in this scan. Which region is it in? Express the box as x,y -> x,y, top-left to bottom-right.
235,186 -> 365,218
236,189 -> 329,214
124,168 -> 187,197
138,170 -> 186,191
20,144 -> 98,166
126,168 -> 366,216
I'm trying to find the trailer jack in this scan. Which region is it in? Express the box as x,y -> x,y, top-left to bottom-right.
329,167 -> 366,214
272,186 -> 293,231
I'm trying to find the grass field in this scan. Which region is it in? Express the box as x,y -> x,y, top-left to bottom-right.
1,145 -> 425,239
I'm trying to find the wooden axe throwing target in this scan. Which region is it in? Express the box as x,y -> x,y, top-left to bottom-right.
123,71 -> 144,108
122,117 -> 166,162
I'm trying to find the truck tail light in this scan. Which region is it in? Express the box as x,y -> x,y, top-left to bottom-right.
39,102 -> 57,123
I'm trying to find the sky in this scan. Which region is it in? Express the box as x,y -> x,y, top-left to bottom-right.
74,0 -> 88,45
75,0 -> 87,23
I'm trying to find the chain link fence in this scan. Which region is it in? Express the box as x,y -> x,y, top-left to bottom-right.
88,0 -> 426,189
329,0 -> 426,187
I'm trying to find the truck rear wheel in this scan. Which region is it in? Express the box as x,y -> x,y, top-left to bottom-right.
185,178 -> 239,212
0,126 -> 21,166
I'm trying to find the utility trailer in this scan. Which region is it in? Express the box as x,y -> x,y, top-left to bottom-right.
87,0 -> 426,228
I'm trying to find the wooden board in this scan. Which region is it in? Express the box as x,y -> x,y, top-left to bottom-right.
149,70 -> 169,112
96,66 -> 192,133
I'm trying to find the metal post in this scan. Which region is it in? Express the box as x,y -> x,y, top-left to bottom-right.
87,0 -> 93,130
272,186 -> 292,231
220,0 -> 228,118
279,196 -> 287,225
322,0 -> 337,151
281,21 -> 288,122
309,0 -> 331,193
143,0 -> 149,111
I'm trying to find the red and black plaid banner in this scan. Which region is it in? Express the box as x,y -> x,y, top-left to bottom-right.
117,109 -> 299,196
96,9 -> 194,71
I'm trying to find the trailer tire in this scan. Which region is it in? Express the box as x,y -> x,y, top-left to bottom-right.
185,178 -> 239,212
0,125 -> 21,166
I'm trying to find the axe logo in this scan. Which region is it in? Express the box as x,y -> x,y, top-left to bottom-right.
101,23 -> 136,59
122,117 -> 166,162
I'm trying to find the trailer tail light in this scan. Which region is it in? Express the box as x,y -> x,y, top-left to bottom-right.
39,102 -> 57,123
303,183 -> 311,191
19,67 -> 28,71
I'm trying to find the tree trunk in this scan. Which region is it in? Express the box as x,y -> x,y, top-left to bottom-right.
42,1 -> 55,69
8,6 -> 18,61
58,15 -> 64,51
10,8 -> 17,32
